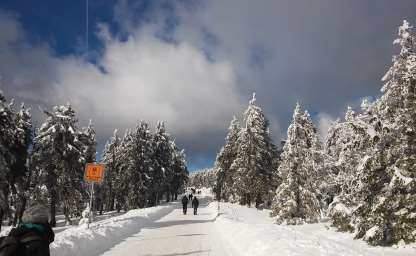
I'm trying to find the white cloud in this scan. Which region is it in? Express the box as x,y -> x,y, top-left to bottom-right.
0,13 -> 243,146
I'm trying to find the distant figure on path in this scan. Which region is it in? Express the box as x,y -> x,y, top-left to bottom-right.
192,197 -> 199,215
0,204 -> 55,256
181,195 -> 189,215
188,193 -> 193,203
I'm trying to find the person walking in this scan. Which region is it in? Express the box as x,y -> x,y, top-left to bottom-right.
192,196 -> 199,215
0,204 -> 55,256
188,193 -> 193,203
181,194 -> 189,215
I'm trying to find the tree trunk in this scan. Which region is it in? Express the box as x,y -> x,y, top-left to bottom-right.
106,186 -> 113,211
50,190 -> 57,227
166,190 -> 170,202
0,210 -> 3,231
110,195 -> 115,211
63,206 -> 72,226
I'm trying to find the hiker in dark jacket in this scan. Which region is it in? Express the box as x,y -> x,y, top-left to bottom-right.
192,197 -> 199,215
188,193 -> 193,203
0,204 -> 55,256
181,195 -> 189,215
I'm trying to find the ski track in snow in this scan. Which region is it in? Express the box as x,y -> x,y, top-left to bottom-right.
100,196 -> 232,256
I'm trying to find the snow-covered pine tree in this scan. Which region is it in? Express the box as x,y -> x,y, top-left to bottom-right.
270,103 -> 320,224
126,121 -> 153,209
169,141 -> 188,200
302,110 -> 325,211
33,105 -> 85,226
0,91 -> 33,227
101,129 -> 120,211
113,129 -> 133,212
79,120 -> 96,164
326,104 -> 377,231
78,120 -> 98,211
10,103 -> 33,225
352,20 -> 416,245
0,91 -> 17,228
231,93 -> 278,207
150,122 -> 173,205
214,116 -> 240,201
188,168 -> 218,189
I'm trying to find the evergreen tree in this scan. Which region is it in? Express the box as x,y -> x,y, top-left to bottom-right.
352,20 -> 416,245
10,104 -> 33,225
113,129 -> 133,212
33,105 -> 85,226
78,120 -> 98,211
214,116 -> 240,201
126,121 -> 153,209
169,142 -> 188,200
271,103 -> 320,224
0,92 -> 33,228
0,91 -> 17,228
326,104 -> 377,231
150,122 -> 173,205
101,130 -> 120,211
231,94 -> 278,207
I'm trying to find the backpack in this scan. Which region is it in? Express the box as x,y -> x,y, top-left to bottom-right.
0,233 -> 42,256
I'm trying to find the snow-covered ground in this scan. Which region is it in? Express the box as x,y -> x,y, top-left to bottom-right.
51,204 -> 175,256
101,196 -> 229,256
4,189 -> 416,255
215,202 -> 416,256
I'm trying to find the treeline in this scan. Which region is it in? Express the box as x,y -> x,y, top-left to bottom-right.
98,122 -> 188,214
215,21 -> 416,246
0,95 -> 188,229
188,168 -> 217,188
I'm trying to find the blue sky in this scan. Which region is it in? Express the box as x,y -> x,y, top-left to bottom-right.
1,0 -> 416,171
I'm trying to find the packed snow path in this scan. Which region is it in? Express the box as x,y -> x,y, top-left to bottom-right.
101,196 -> 231,256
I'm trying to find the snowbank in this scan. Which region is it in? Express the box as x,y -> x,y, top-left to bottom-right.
51,203 -> 176,256
213,202 -> 416,256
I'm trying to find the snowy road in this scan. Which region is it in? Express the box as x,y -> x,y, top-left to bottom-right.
101,197 -> 232,256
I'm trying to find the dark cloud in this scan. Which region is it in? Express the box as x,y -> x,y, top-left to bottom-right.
1,1 -> 416,170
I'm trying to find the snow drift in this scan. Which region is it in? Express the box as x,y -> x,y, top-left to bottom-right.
51,203 -> 175,256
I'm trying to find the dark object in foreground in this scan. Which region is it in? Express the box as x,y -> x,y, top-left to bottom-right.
0,204 -> 55,256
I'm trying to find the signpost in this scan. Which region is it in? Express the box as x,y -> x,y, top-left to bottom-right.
84,163 -> 105,228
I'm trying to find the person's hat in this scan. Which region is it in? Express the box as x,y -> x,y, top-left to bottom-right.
22,204 -> 50,224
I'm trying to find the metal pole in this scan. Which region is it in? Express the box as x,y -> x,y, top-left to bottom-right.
88,182 -> 94,229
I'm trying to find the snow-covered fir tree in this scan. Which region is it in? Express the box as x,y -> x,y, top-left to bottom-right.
77,120 -> 99,211
10,103 -> 33,225
0,92 -> 33,228
150,122 -> 173,205
101,129 -> 120,211
351,20 -> 416,245
126,121 -> 153,209
112,129 -> 134,212
169,141 -> 188,200
271,103 -> 320,224
214,116 -> 240,201
188,168 -> 217,189
231,94 -> 278,207
326,103 -> 378,231
33,105 -> 85,226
